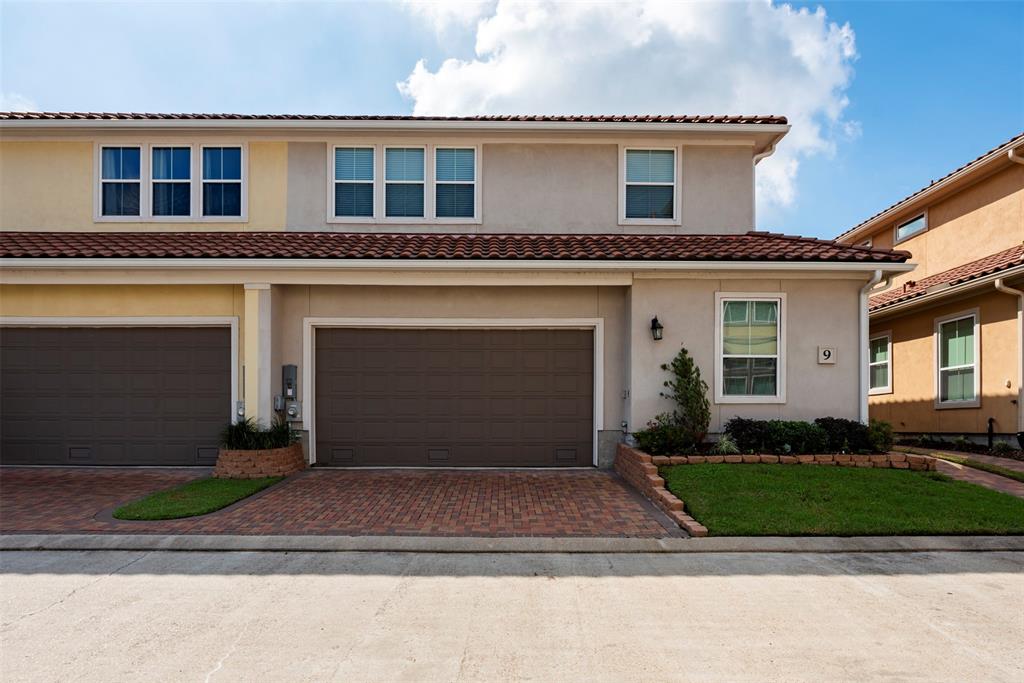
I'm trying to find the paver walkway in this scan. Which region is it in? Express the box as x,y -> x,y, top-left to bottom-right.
0,467 -> 676,537
934,460 -> 1024,498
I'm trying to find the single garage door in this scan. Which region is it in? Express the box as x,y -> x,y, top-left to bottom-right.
315,328 -> 594,467
0,326 -> 231,466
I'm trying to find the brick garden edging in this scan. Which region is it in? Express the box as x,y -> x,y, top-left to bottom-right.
213,443 -> 306,479
614,444 -> 939,538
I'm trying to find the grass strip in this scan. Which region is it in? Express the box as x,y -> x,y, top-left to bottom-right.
114,477 -> 282,521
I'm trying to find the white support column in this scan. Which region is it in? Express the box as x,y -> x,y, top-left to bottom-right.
243,283 -> 272,423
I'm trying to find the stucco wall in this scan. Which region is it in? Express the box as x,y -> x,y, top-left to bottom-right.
0,140 -> 288,231
869,289 -> 1021,434
627,277 -> 862,433
862,164 -> 1024,288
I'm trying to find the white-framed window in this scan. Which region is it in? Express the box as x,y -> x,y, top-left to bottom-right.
333,146 -> 375,219
94,142 -> 247,222
895,212 -> 927,242
384,146 -> 426,219
869,331 -> 892,395
434,147 -> 477,220
201,146 -> 244,218
621,147 -> 678,224
99,146 -> 141,217
151,146 -> 192,217
935,310 -> 980,408
715,293 -> 786,404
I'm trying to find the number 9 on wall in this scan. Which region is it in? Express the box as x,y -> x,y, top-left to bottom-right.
818,346 -> 836,365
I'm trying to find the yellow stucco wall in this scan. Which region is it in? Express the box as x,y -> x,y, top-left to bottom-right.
864,164 -> 1024,288
0,140 -> 287,231
869,289 -> 1020,434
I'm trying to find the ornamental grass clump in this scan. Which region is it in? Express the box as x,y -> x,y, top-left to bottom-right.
219,416 -> 298,450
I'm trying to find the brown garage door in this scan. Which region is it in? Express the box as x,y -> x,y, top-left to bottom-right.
1,327 -> 230,466
315,328 -> 594,467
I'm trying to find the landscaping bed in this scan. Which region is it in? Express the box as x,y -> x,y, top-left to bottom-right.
113,477 -> 283,521
660,464 -> 1024,536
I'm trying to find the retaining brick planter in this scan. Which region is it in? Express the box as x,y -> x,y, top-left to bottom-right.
213,443 -> 306,479
614,444 -> 938,537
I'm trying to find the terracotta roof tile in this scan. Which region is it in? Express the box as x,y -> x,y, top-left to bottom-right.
870,243 -> 1024,311
0,231 -> 908,263
0,112 -> 788,125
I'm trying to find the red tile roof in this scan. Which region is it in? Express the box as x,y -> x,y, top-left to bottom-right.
838,132 -> 1024,241
0,231 -> 908,263
0,112 -> 788,125
870,243 -> 1024,311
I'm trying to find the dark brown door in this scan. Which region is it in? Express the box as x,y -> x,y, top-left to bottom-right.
315,328 -> 594,467
1,327 -> 230,466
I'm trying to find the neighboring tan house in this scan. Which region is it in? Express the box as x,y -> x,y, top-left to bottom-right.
837,132 -> 1024,443
0,112 -> 910,469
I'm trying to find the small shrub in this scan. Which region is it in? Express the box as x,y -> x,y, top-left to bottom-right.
659,347 -> 711,445
814,417 -> 873,453
867,419 -> 894,453
991,440 -> 1016,457
722,417 -> 770,454
632,413 -> 696,456
953,435 -> 972,452
723,417 -> 828,455
710,434 -> 740,455
220,416 -> 298,450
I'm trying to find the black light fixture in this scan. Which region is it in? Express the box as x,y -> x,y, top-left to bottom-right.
650,316 -> 664,341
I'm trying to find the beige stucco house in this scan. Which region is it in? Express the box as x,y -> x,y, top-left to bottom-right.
0,112 -> 910,468
838,132 -> 1024,443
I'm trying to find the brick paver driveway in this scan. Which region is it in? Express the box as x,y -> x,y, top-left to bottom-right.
0,467 -> 676,537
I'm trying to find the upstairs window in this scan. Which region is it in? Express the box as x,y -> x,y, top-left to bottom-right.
202,147 -> 242,217
385,147 -> 425,218
435,148 -> 475,219
624,148 -> 675,220
100,146 -> 141,216
937,312 -> 978,405
151,146 -> 191,217
334,147 -> 374,218
895,213 -> 926,242
869,333 -> 892,394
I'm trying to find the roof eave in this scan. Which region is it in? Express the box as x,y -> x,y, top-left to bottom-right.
869,263 -> 1024,318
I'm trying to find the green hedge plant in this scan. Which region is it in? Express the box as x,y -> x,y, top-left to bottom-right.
724,417 -> 893,455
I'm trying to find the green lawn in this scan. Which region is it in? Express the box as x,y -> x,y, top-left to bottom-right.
660,464 -> 1024,536
113,477 -> 282,521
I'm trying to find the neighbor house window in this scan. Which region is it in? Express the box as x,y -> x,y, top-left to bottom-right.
895,213 -> 926,241
100,146 -> 141,216
869,333 -> 892,394
936,312 -> 978,405
334,147 -> 374,218
385,147 -> 425,218
717,295 -> 785,402
435,148 -> 475,219
151,146 -> 191,216
202,146 -> 242,217
624,148 -> 675,220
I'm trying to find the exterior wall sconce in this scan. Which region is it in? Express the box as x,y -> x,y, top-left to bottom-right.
650,316 -> 664,341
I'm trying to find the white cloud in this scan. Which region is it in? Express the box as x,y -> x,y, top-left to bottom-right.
401,0 -> 495,34
0,92 -> 39,112
397,0 -> 858,219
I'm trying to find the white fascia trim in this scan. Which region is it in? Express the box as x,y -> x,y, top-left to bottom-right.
0,119 -> 791,134
0,257 -> 916,274
301,317 -> 605,467
869,264 -> 1024,319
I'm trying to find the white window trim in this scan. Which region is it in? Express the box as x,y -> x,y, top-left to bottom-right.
619,145 -> 681,226
432,146 -> 480,223
934,308 -> 981,409
94,142 -> 248,223
329,144 -> 377,224
868,330 -> 892,395
894,210 -> 928,245
327,143 -> 483,225
714,292 -> 787,404
383,144 -> 429,223
199,143 -> 248,222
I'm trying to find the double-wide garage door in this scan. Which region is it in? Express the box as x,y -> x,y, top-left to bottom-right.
1,327 -> 230,466
315,328 -> 594,467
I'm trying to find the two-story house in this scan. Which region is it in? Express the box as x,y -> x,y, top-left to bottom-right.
0,112 -> 910,468
838,133 -> 1024,443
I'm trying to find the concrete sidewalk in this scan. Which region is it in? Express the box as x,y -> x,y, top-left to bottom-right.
4,533 -> 1023,553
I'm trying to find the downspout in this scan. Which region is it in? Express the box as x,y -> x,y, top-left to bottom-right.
859,269 -> 884,423
994,277 -> 1024,433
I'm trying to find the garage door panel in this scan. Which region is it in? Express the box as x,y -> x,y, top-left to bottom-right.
1,327 -> 230,466
315,328 -> 593,467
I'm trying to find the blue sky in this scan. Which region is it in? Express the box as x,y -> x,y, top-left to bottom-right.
1,1 -> 1021,238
